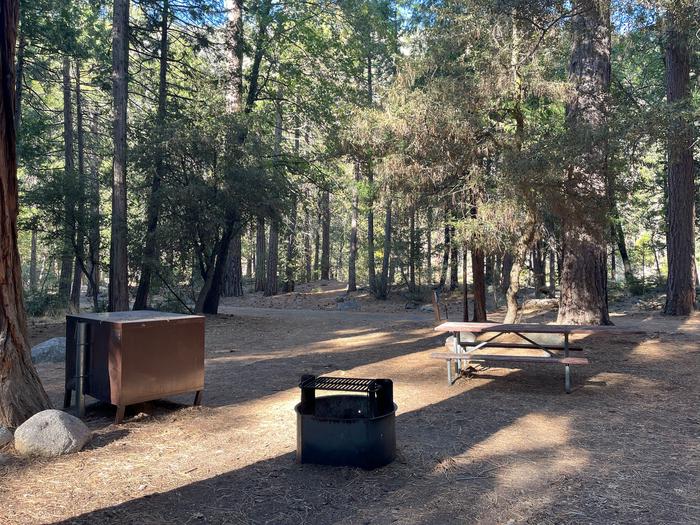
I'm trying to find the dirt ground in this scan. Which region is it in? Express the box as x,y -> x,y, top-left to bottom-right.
1,285 -> 699,524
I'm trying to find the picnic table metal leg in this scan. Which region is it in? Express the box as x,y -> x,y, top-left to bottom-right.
447,360 -> 453,385
453,332 -> 461,374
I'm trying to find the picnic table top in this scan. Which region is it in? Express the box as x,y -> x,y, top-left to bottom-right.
434,321 -> 644,335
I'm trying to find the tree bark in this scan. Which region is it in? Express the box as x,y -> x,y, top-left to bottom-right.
375,198 -> 392,299
347,161 -> 360,291
0,0 -> 51,426
504,219 -> 536,323
409,207 -> 416,292
255,216 -> 266,291
69,60 -> 88,312
549,247 -> 556,290
29,226 -> 37,292
283,199 -> 297,293
58,57 -> 75,305
438,209 -> 450,289
471,247 -> 487,321
365,53 -> 376,294
86,109 -> 101,308
223,230 -> 243,297
449,225 -> 458,291
109,0 -> 130,311
501,252 -> 513,294
663,9 -> 696,315
320,190 -> 330,280
613,219 -> 633,285
426,207 -> 433,285
199,221 -> 236,314
557,0 -> 611,325
264,220 -> 279,296
303,190 -> 312,282
462,248 -> 469,321
134,0 -> 169,310
282,120 -> 300,293
532,240 -> 546,296
13,24 -> 23,133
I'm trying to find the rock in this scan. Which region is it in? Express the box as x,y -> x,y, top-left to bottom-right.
334,294 -> 347,303
14,410 -> 92,457
0,453 -> 10,466
419,304 -> 434,313
31,337 -> 66,364
404,302 -> 418,310
0,427 -> 12,447
336,299 -> 359,311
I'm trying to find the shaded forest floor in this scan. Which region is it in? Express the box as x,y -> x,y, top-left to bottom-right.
1,285 -> 699,524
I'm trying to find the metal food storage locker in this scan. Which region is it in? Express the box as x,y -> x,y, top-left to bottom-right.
64,311 -> 205,423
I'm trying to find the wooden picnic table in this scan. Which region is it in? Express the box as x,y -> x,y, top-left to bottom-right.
432,321 -> 642,393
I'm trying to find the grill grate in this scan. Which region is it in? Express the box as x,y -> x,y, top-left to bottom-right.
299,376 -> 382,393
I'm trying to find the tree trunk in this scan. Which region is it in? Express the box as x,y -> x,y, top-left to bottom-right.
462,249 -> 469,321
426,207 -> 433,285
557,0 -> 611,325
283,200 -> 297,293
313,210 -> 320,279
375,198 -> 392,299
532,241 -> 546,296
347,161 -> 359,291
264,221 -> 278,296
109,0 -> 130,311
613,220 -> 633,285
199,221 -> 236,314
320,190 -> 330,280
69,61 -> 88,312
283,118 -> 300,293
471,247 -> 487,321
501,252 -> 513,294
13,26 -> 23,133
29,226 -> 37,292
663,9 -> 696,315
439,209 -> 450,289
549,248 -> 556,290
86,110 -> 101,309
304,192 -> 312,282
246,226 -> 253,277
0,0 -> 52,426
504,220 -> 536,323
366,54 -> 376,294
134,0 -> 169,310
449,226 -> 458,291
409,207 -> 416,292
223,230 -> 243,297
58,57 -> 75,305
254,216 -> 266,291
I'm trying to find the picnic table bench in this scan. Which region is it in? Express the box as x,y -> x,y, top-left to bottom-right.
432,321 -> 640,393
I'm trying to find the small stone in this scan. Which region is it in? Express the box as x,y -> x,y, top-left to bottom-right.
0,427 -> 12,447
419,304 -> 434,313
0,453 -> 10,466
31,337 -> 66,363
404,302 -> 418,310
14,409 -> 92,457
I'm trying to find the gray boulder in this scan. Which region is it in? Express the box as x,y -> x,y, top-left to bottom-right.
419,304 -> 434,313
14,410 -> 92,457
0,427 -> 12,447
31,337 -> 66,364
336,299 -> 359,311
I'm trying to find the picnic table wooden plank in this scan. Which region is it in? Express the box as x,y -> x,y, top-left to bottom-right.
430,353 -> 589,365
434,321 -> 643,335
